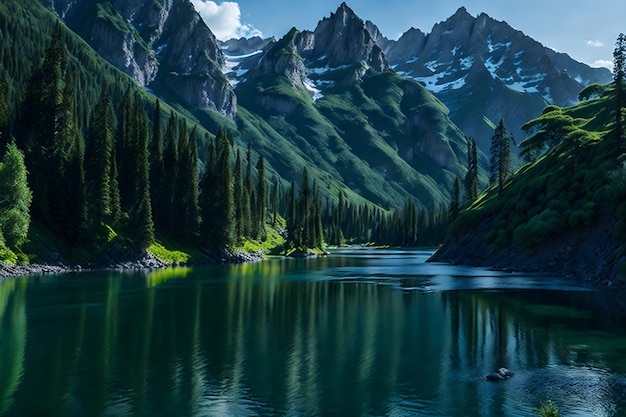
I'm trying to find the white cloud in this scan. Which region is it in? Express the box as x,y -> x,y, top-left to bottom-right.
585,40 -> 604,48
190,0 -> 262,41
592,59 -> 613,70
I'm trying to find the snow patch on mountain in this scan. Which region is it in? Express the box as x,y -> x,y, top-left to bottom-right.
304,78 -> 323,101
222,49 -> 263,87
415,72 -> 468,93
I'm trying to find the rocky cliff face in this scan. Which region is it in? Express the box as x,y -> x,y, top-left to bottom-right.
43,0 -> 236,117
305,2 -> 388,73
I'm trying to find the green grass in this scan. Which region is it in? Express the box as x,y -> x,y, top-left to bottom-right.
148,242 -> 192,263
235,37 -> 472,210
239,220 -> 286,254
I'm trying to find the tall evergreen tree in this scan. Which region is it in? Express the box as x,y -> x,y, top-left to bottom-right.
19,22 -> 67,223
233,150 -> 245,241
85,87 -> 116,224
0,142 -> 32,247
489,118 -> 515,195
177,126 -> 200,243
117,89 -> 136,213
255,155 -> 267,240
199,130 -> 234,249
270,178 -> 279,226
464,136 -> 479,203
150,99 -> 164,225
129,103 -> 154,250
0,79 -> 9,148
614,33 -> 626,142
244,141 -> 254,237
109,144 -> 121,225
159,112 -> 178,234
286,179 -> 297,250
298,168 -> 311,247
47,77 -> 86,238
312,194 -> 324,249
449,177 -> 461,220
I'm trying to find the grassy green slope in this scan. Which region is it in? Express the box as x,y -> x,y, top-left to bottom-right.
431,85 -> 626,284
236,52 -> 479,209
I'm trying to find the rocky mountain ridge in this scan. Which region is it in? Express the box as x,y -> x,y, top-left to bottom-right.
43,0 -> 236,117
372,7 -> 612,150
225,5 -> 611,154
231,3 -> 479,208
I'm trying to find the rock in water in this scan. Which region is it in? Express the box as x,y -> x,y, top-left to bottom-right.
486,367 -> 514,382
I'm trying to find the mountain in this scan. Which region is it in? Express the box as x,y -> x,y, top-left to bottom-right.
42,0 -> 237,117
37,1 -> 479,209
34,0 -> 616,211
374,7 -> 613,153
232,3 -> 480,208
430,84 -> 626,285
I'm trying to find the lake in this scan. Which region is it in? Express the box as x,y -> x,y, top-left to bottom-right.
1,248 -> 626,416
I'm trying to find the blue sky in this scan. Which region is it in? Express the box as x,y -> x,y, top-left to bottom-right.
190,0 -> 626,70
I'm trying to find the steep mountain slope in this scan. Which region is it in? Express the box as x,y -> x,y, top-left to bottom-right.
430,85 -> 626,285
42,0 -> 236,117
233,4 -> 482,208
39,0 -> 485,209
376,7 -> 612,153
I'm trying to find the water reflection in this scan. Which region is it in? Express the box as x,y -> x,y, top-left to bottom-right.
0,251 -> 625,416
0,280 -> 26,415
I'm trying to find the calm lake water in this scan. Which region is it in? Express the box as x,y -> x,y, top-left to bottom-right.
1,248 -> 626,417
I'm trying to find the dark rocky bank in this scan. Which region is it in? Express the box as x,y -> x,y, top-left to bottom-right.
428,214 -> 626,289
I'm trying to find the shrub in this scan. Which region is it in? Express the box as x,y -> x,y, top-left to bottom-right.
535,400 -> 559,417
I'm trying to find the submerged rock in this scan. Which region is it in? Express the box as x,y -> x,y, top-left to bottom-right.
486,367 -> 514,382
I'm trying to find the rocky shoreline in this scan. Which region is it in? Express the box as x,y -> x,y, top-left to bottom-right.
428,215 -> 626,289
0,247 -> 266,279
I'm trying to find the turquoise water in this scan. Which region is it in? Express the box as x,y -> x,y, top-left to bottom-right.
1,248 -> 625,416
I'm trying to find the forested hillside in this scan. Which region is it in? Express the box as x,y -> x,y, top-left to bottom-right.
0,0 -> 453,266
431,72 -> 626,284
0,1 -> 262,264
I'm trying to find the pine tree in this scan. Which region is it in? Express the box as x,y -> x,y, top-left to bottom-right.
69,129 -> 88,239
109,145 -> 121,226
286,179 -> 297,250
117,89 -> 136,213
150,99 -> 164,226
244,141 -> 254,237
298,168 -> 311,248
0,142 -> 32,247
85,87 -> 115,224
464,136 -> 478,203
47,77 -> 85,238
255,155 -> 267,240
614,33 -> 626,142
489,118 -> 515,195
233,150 -> 244,241
19,23 -> 67,223
159,112 -> 178,234
199,130 -> 234,249
0,79 -> 8,147
177,126 -> 200,243
270,178 -> 279,226
449,177 -> 461,220
129,103 -> 154,250
313,196 -> 324,249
